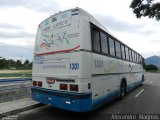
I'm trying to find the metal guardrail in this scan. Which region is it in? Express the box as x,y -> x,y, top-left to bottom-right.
0,86 -> 31,101
0,78 -> 32,103
0,78 -> 32,83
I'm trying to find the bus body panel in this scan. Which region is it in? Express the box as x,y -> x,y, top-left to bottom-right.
91,54 -> 121,108
33,51 -> 92,93
35,10 -> 81,55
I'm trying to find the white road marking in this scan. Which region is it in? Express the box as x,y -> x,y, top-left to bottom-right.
135,89 -> 144,98
149,81 -> 153,84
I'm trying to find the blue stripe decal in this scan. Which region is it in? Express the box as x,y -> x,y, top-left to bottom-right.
31,87 -> 91,98
127,80 -> 142,92
92,89 -> 120,109
31,79 -> 142,112
32,87 -> 92,112
71,13 -> 79,16
92,80 -> 142,110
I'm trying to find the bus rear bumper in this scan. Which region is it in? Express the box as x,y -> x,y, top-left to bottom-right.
31,87 -> 92,112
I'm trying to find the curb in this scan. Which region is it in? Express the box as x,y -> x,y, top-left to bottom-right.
0,103 -> 43,118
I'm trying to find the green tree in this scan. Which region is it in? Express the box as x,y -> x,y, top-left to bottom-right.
28,62 -> 32,69
10,59 -> 16,68
24,60 -> 29,66
144,64 -> 158,71
130,0 -> 160,21
0,58 -> 6,68
16,60 -> 22,68
0,57 -> 32,69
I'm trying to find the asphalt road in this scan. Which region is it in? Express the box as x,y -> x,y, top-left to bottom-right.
14,73 -> 160,120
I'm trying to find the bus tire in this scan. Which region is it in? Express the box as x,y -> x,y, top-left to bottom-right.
119,80 -> 127,99
140,75 -> 144,86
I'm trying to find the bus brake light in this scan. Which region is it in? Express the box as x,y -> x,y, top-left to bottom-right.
60,84 -> 68,90
38,81 -> 42,87
33,81 -> 37,86
70,84 -> 78,91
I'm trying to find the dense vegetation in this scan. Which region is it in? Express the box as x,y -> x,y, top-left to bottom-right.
144,64 -> 158,71
0,57 -> 32,70
130,0 -> 160,21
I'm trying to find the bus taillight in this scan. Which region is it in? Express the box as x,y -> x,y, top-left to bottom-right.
38,81 -> 42,87
70,84 -> 78,92
33,81 -> 37,86
60,84 -> 68,90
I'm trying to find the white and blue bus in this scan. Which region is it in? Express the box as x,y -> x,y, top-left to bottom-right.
32,8 -> 145,112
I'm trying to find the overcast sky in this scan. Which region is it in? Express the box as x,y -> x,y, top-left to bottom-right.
0,0 -> 160,61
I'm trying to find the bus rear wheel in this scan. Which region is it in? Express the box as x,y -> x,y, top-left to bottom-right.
140,75 -> 144,86
119,81 -> 127,99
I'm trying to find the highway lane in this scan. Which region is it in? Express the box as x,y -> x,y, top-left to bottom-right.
13,73 -> 160,120
0,78 -> 31,87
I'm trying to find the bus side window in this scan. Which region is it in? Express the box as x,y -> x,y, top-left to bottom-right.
125,47 -> 129,60
132,51 -> 135,62
138,54 -> 140,63
91,27 -> 101,52
121,45 -> 126,59
137,55 -> 139,63
129,49 -> 132,62
109,38 -> 115,56
100,32 -> 108,54
140,56 -> 142,63
135,53 -> 137,63
139,55 -> 141,63
115,41 -> 121,58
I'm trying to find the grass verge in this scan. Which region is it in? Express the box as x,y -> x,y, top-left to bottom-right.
0,70 -> 32,78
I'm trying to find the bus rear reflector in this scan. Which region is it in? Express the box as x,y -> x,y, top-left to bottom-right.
70,84 -> 78,91
33,81 -> 37,86
60,84 -> 68,90
38,81 -> 42,87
